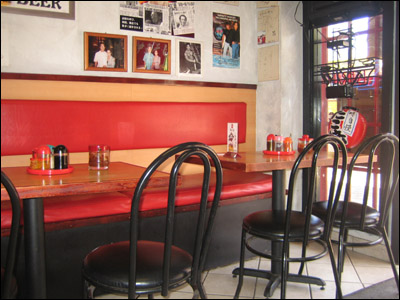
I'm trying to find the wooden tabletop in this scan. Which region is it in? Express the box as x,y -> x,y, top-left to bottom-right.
182,150 -> 372,173
1,162 -> 169,201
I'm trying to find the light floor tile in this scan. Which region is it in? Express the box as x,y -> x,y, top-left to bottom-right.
203,272 -> 256,298
348,249 -> 397,268
354,265 -> 397,285
96,248 -> 397,299
254,278 -> 311,299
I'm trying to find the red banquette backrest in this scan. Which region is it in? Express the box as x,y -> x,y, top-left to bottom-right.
1,100 -> 246,155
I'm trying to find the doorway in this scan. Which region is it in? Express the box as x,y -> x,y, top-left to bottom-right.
302,1 -> 398,262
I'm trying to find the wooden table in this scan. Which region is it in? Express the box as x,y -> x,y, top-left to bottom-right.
183,150 -> 372,296
1,162 -> 170,299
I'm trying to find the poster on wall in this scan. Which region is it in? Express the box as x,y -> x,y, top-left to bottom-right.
119,1 -> 195,37
170,1 -> 195,37
212,12 -> 240,69
258,44 -> 279,81
119,1 -> 171,35
177,40 -> 202,76
143,2 -> 171,35
257,7 -> 279,45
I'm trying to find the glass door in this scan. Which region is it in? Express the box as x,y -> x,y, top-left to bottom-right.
313,15 -> 383,207
303,1 -> 398,262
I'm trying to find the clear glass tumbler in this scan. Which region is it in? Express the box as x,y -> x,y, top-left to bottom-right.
88,144 -> 110,170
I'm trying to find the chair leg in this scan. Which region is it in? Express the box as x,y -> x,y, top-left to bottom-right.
337,228 -> 348,281
234,229 -> 246,299
83,279 -> 95,299
382,228 -> 400,292
297,240 -> 308,275
280,255 -> 288,299
327,239 -> 343,299
198,282 -> 207,299
192,289 -> 200,299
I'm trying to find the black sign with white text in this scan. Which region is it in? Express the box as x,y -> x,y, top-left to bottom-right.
120,16 -> 143,32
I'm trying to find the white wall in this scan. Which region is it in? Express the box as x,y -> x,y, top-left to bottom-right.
256,1 -> 303,150
1,1 -> 304,154
1,1 -> 258,84
256,1 -> 303,209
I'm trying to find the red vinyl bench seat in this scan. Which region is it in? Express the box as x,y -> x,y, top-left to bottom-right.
1,170 -> 272,234
1,99 -> 271,236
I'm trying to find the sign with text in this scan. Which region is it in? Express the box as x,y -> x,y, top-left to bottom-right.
1,1 -> 75,19
227,123 -> 238,153
120,15 -> 143,32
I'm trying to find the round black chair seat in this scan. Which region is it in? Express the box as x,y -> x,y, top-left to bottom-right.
243,210 -> 324,240
313,201 -> 379,227
82,240 -> 192,294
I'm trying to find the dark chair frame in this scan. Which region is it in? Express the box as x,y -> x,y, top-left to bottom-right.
335,133 -> 399,293
234,135 -> 347,299
82,142 -> 223,299
1,171 -> 21,299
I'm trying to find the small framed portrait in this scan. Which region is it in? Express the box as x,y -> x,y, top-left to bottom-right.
133,37 -> 171,74
176,40 -> 202,76
84,32 -> 127,72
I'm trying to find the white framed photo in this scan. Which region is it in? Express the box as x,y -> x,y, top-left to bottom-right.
176,40 -> 202,77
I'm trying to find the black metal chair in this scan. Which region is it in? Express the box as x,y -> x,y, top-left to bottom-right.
1,171 -> 22,299
313,133 -> 399,294
82,142 -> 223,299
234,135 -> 347,299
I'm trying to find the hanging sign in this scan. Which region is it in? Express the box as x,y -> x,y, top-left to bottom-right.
329,107 -> 367,149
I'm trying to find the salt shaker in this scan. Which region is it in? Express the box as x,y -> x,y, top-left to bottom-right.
274,135 -> 283,152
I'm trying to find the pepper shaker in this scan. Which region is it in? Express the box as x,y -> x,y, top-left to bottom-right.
54,145 -> 69,169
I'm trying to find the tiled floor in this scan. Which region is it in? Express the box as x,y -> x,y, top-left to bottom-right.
100,243 -> 398,299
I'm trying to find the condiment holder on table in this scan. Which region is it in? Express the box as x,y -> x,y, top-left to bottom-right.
297,135 -> 314,152
28,144 -> 73,175
264,134 -> 295,155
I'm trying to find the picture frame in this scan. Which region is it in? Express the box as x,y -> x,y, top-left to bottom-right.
176,40 -> 202,76
84,32 -> 127,72
133,37 -> 171,74
1,1 -> 75,20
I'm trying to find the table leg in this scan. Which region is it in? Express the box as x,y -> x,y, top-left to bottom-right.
233,170 -> 285,297
23,198 -> 47,299
268,170 -> 285,295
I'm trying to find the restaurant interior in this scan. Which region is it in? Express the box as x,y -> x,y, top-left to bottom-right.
1,1 -> 399,299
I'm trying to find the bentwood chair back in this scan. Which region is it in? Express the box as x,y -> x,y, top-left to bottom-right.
1,171 -> 21,299
313,133 -> 399,294
234,134 -> 347,299
82,142 -> 223,299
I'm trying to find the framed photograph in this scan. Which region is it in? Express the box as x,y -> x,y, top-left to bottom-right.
84,32 -> 127,72
1,1 -> 75,20
133,37 -> 171,74
177,40 -> 202,76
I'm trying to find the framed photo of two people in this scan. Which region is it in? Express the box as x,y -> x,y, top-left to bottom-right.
133,37 -> 171,74
84,32 -> 127,72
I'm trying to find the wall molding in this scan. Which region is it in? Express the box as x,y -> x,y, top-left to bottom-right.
1,73 -> 257,90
